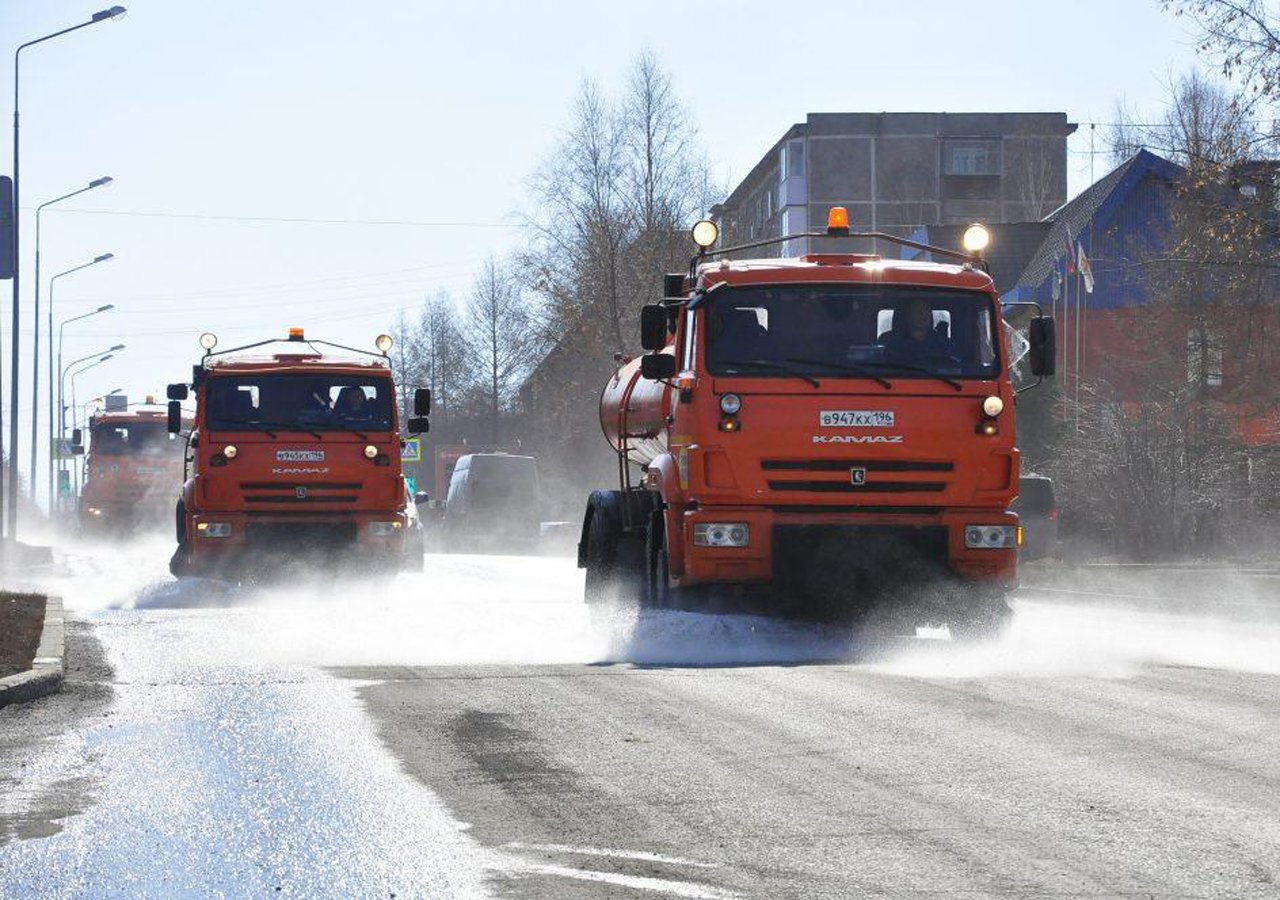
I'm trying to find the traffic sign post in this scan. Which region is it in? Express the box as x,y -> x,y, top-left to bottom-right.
402,436 -> 422,463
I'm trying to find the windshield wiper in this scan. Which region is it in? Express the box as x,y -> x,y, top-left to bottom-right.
785,357 -> 891,390
326,421 -> 370,441
716,358 -> 820,388
854,361 -> 963,392
217,419 -> 324,440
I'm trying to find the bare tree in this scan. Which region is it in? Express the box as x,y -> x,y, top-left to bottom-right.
466,257 -> 537,443
402,289 -> 474,427
516,52 -> 715,500
523,79 -> 632,352
1105,71 -> 1254,171
1164,1 -> 1280,110
1107,100 -> 1140,166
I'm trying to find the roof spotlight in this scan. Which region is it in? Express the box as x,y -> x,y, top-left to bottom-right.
962,223 -> 991,255
199,332 -> 218,351
691,219 -> 719,249
375,334 -> 394,353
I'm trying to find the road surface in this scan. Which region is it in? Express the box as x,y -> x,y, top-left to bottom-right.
2,537 -> 1278,898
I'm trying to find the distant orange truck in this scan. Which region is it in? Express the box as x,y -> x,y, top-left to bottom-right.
79,406 -> 190,533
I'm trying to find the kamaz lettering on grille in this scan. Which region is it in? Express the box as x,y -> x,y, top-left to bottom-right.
812,435 -> 905,444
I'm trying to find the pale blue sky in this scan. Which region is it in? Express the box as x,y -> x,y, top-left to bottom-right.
1,0 -> 1203,500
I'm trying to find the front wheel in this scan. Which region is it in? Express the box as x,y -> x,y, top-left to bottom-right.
582,493 -> 643,607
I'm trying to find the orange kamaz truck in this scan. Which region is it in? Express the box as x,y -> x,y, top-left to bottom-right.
166,328 -> 429,578
579,213 -> 1055,636
79,403 -> 190,533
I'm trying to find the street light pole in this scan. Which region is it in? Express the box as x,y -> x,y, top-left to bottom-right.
48,263 -> 113,509
10,5 -> 126,537
66,354 -> 114,510
33,178 -> 112,504
57,346 -> 121,513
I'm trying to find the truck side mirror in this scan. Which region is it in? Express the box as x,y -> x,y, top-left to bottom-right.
72,428 -> 83,446
168,400 -> 183,435
1029,317 -> 1056,377
72,444 -> 84,456
640,304 -> 668,352
640,353 -> 677,381
663,273 -> 685,298
414,388 -> 432,416
167,383 -> 189,401
407,416 -> 430,434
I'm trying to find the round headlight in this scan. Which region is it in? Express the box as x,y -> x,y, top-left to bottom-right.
962,223 -> 991,254
375,334 -> 393,353
223,444 -> 237,459
199,332 -> 218,350
719,393 -> 742,415
982,395 -> 1004,417
364,444 -> 378,459
691,219 -> 719,249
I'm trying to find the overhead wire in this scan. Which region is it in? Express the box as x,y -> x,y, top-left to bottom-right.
36,207 -> 518,229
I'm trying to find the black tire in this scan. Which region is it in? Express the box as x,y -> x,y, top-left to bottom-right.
582,492 -> 644,607
642,511 -> 669,609
170,502 -> 190,577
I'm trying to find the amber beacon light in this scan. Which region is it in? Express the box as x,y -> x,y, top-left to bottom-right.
827,206 -> 850,235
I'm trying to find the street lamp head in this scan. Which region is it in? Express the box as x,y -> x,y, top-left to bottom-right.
97,304 -> 115,313
108,388 -> 123,395
94,252 -> 114,264
109,344 -> 125,351
89,176 -> 113,189
91,6 -> 127,22
99,355 -> 113,362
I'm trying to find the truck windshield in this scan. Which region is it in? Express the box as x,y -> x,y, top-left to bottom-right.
90,422 -> 177,456
205,374 -> 393,432
705,285 -> 1001,381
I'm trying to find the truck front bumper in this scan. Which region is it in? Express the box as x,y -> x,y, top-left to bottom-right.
180,511 -> 409,575
675,506 -> 1018,588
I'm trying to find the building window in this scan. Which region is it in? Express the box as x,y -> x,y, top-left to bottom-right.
1187,329 -> 1224,387
944,139 -> 1003,176
782,139 -> 805,179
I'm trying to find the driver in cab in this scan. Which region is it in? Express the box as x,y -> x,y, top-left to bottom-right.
882,298 -> 952,362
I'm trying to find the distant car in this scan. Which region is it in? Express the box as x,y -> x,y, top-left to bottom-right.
1011,475 -> 1058,560
442,453 -> 541,554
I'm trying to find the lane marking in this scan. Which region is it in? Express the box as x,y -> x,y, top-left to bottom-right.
499,860 -> 739,899
505,841 -> 719,868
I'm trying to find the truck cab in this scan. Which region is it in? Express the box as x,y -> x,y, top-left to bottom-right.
80,405 -> 189,532
167,329 -> 429,578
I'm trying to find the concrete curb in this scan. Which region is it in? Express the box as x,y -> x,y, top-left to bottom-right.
0,594 -> 65,708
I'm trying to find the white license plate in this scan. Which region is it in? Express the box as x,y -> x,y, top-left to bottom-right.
277,450 -> 325,462
819,410 -> 894,428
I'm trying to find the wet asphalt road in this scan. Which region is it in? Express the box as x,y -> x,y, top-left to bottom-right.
2,539 -> 1279,898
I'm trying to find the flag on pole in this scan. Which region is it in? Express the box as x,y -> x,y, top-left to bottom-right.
1062,230 -> 1076,274
1077,241 -> 1095,294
